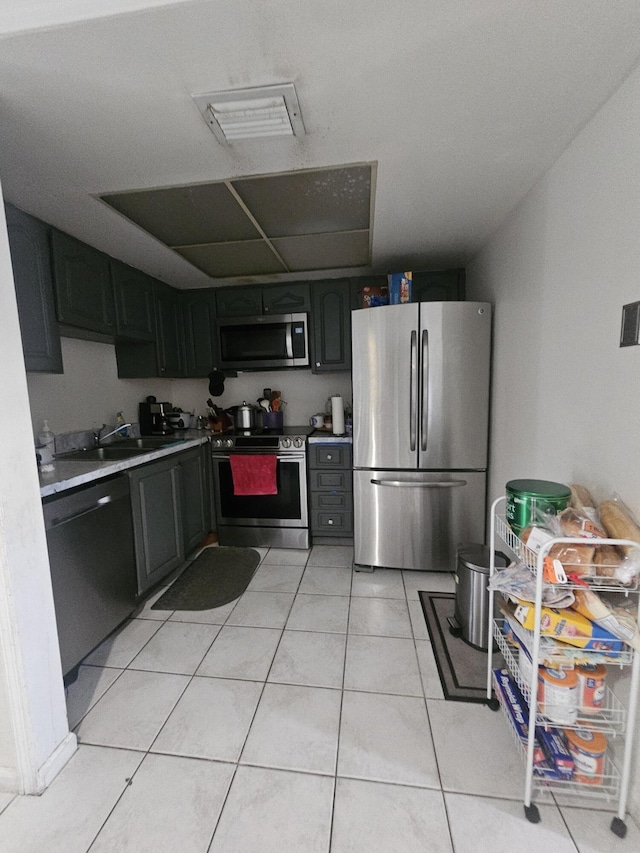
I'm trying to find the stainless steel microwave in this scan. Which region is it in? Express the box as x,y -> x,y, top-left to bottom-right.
216,313 -> 309,371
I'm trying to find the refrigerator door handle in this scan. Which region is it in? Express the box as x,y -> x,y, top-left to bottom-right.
410,330 -> 418,452
370,478 -> 467,489
421,329 -> 429,451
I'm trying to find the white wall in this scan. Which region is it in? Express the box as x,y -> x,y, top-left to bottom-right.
26,337 -> 352,438
27,338 -> 173,437
466,64 -> 640,821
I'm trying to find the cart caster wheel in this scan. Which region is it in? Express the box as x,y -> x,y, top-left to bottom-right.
487,697 -> 500,711
524,804 -> 540,824
610,817 -> 627,838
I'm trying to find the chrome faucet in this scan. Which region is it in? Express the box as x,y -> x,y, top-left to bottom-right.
93,423 -> 132,447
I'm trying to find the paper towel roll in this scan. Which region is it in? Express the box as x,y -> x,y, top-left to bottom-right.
331,395 -> 345,435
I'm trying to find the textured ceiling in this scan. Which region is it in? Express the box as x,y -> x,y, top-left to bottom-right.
100,164 -> 373,278
0,1 -> 639,288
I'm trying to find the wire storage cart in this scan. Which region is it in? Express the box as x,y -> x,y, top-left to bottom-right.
486,496 -> 640,837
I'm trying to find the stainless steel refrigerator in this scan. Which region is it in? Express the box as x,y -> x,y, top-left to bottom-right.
352,301 -> 491,572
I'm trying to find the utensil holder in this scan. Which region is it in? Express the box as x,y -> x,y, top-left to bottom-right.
262,411 -> 283,430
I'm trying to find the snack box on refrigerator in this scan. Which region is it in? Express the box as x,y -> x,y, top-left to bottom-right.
387,271 -> 413,304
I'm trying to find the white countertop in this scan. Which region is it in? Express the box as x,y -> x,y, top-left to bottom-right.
308,431 -> 352,444
40,431 -> 210,497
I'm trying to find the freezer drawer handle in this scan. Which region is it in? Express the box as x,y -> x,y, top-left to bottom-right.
370,478 -> 467,489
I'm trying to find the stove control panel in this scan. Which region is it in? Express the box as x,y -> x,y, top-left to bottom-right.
210,432 -> 308,453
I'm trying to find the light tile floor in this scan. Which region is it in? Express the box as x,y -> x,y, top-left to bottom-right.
0,545 -> 639,852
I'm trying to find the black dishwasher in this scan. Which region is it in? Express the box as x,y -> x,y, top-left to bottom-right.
43,474 -> 137,679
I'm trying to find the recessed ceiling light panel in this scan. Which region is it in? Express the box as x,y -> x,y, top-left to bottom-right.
192,83 -> 305,144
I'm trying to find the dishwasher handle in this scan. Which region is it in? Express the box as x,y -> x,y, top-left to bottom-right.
47,494 -> 114,528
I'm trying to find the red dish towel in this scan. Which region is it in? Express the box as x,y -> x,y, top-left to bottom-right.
229,454 -> 278,496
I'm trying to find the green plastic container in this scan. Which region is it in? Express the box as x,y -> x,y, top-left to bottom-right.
506,479 -> 571,535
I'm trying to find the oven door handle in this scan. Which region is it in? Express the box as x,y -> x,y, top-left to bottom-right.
211,453 -> 305,462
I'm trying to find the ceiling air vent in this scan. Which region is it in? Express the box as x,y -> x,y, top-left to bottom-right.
192,83 -> 305,144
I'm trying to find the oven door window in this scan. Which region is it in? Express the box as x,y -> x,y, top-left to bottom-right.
217,458 -> 302,521
219,322 -> 290,365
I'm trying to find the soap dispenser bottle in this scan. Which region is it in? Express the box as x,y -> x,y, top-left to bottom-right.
38,419 -> 55,454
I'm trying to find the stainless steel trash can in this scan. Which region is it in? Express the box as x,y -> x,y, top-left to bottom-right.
451,544 -> 508,650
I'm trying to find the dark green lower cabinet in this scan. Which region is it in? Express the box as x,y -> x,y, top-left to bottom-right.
308,443 -> 353,541
179,446 -> 211,555
129,447 -> 211,596
129,456 -> 184,595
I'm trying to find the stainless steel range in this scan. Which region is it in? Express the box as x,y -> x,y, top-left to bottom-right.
210,427 -> 312,549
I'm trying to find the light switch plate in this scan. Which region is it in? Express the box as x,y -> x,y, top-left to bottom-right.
620,302 -> 640,347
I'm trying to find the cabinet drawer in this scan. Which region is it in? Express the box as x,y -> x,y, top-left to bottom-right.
309,444 -> 352,470
311,509 -> 353,535
311,492 -> 353,512
309,470 -> 352,492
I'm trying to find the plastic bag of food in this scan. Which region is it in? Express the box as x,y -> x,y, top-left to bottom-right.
572,588 -> 640,651
488,561 -> 575,608
555,507 -> 606,539
520,524 -> 595,577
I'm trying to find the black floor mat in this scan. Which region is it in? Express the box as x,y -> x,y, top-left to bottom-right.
151,546 -> 260,611
419,591 -> 500,704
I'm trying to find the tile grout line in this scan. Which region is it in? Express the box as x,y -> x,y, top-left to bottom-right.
202,547 -> 311,851
546,796 -> 581,852
85,547 -> 277,852
83,554 -> 230,853
327,560 -> 354,852
80,549 -> 277,852
402,570 -> 458,853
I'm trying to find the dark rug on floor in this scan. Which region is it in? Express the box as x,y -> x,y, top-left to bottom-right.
418,591 -> 500,704
151,546 -> 261,611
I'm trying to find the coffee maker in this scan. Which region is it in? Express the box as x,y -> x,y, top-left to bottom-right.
139,398 -> 174,435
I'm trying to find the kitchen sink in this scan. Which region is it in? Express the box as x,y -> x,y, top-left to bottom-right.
114,437 -> 188,449
57,446 -> 152,461
56,436 -> 188,462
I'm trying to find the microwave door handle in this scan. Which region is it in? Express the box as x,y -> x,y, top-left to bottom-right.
421,329 -> 428,452
285,323 -> 294,359
410,330 -> 417,452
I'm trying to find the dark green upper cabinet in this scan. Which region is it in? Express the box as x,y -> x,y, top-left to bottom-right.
155,281 -> 185,377
182,288 -> 219,377
111,261 -> 156,341
262,283 -> 311,314
413,269 -> 465,302
216,282 -> 311,317
311,279 -> 351,373
51,230 -> 115,335
5,203 -> 63,373
215,286 -> 262,317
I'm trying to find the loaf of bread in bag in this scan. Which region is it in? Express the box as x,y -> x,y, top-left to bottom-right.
599,501 -> 640,555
